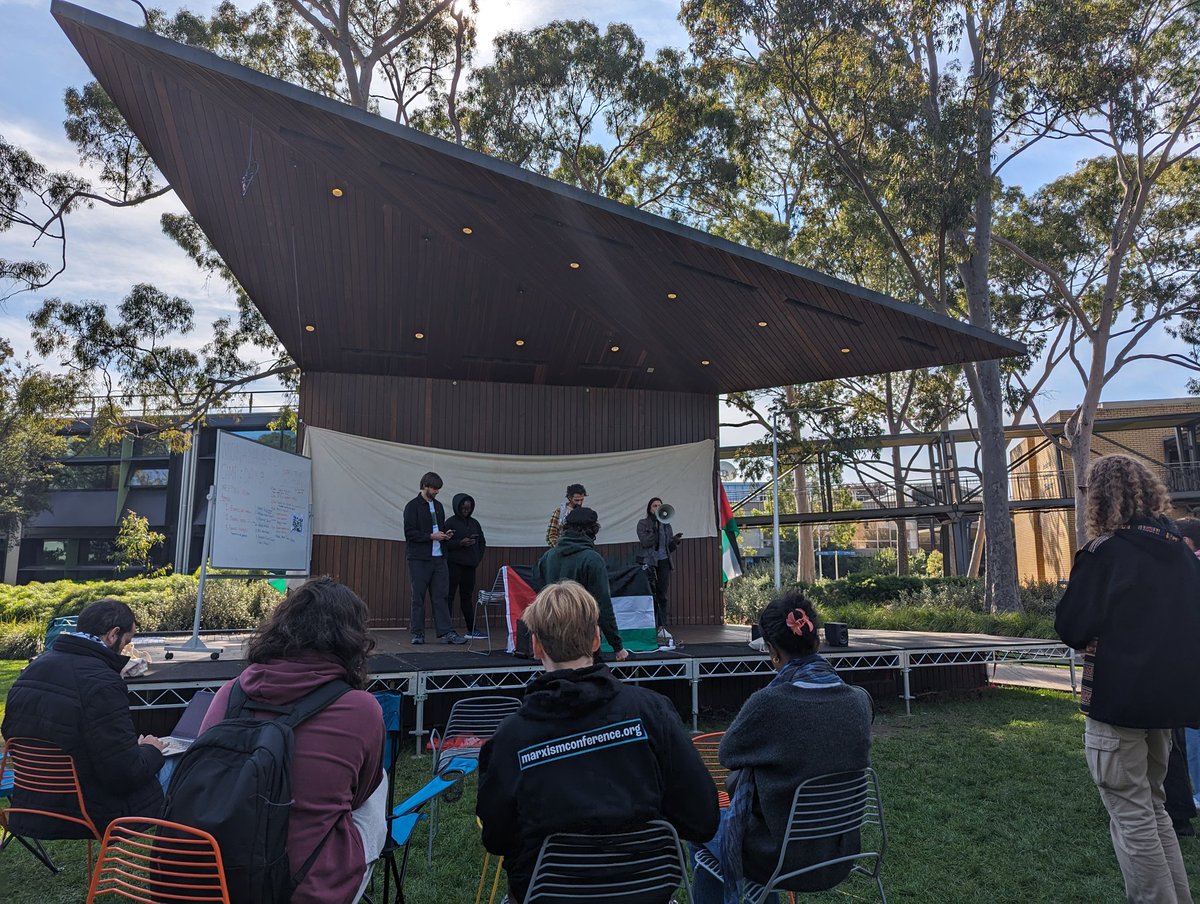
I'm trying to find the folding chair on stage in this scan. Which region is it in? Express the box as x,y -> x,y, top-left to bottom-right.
691,732 -> 731,809
468,569 -> 507,656
524,819 -> 691,903
0,737 -> 102,876
427,696 -> 522,862
693,768 -> 888,904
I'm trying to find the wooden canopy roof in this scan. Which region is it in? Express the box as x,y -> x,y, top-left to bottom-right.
54,2 -> 1024,395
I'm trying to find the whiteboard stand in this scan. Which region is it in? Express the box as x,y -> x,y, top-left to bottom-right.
164,487 -> 221,661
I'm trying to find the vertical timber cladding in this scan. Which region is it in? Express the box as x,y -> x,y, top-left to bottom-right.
300,373 -> 722,627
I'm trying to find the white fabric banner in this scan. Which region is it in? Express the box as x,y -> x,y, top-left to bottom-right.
303,426 -> 716,548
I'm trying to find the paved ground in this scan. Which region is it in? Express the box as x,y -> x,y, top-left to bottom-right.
991,661 -> 1079,694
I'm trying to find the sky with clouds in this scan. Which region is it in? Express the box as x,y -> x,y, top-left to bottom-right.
0,0 -> 1190,452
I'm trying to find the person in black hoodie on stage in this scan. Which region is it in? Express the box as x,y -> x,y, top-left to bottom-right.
1057,454 -> 1200,904
476,580 -> 719,904
444,492 -> 487,640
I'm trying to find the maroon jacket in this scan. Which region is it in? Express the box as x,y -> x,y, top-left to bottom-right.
200,653 -> 383,904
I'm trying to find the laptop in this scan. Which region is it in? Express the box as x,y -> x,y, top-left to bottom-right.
160,690 -> 216,757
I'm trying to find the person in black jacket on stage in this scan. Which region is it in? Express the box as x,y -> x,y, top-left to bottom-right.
2,598 -> 165,837
1056,455 -> 1200,904
476,581 -> 719,904
636,497 -> 682,644
403,471 -> 466,645
444,492 -> 487,639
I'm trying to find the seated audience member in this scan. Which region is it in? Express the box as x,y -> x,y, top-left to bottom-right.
198,577 -> 386,904
1,598 -> 165,836
476,580 -> 719,904
533,507 -> 628,661
693,591 -> 873,904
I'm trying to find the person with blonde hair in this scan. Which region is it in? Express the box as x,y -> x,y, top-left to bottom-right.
1057,454 -> 1200,903
476,580 -> 718,904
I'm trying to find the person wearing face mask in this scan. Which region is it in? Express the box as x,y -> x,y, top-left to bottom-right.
2,598 -> 166,837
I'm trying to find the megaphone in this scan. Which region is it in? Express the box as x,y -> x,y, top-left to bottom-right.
655,503 -> 675,524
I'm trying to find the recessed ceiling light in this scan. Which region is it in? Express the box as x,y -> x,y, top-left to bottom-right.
646,367 -> 655,373
610,345 -> 620,352
569,262 -> 581,269
414,332 -> 425,340
840,347 -> 851,353
304,324 -> 315,332
701,359 -> 711,366
757,321 -> 768,327
515,339 -> 525,347
666,292 -> 678,300
461,226 -> 473,235
330,187 -> 343,197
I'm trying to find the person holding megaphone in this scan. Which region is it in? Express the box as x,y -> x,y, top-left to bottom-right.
637,497 -> 683,645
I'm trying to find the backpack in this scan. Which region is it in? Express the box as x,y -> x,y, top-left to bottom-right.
162,679 -> 351,904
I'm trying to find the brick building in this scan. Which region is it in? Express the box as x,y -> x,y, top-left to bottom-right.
1011,397 -> 1200,583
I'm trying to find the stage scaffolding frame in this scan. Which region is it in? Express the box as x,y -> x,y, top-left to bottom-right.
127,639 -> 1075,749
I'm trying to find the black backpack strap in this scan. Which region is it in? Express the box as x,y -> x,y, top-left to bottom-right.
279,679 -> 353,729
226,679 -> 292,719
282,679 -> 355,889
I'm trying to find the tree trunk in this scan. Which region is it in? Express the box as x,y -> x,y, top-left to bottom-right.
1068,354 -> 1106,547
970,360 -> 1021,611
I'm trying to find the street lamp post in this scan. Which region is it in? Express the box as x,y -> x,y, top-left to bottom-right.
772,408 -> 781,591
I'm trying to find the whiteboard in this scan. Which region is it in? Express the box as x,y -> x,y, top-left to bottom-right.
210,431 -> 313,571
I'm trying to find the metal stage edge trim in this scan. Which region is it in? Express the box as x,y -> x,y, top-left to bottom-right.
125,640 -> 1076,754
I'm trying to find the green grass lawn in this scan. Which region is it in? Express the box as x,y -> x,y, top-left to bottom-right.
2,661 -> 1198,902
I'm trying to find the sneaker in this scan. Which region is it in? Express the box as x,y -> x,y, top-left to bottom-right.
411,633 -> 425,645
466,630 -> 489,640
439,631 -> 468,645
657,628 -> 673,643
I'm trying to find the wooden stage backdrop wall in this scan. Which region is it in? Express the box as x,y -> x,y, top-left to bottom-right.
300,373 -> 722,627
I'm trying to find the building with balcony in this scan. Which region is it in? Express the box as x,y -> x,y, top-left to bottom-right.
9,409 -> 293,584
1010,397 -> 1200,583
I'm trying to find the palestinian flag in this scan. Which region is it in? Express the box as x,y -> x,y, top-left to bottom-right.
503,565 -> 538,655
503,564 -> 659,655
601,566 -> 657,653
719,484 -> 744,583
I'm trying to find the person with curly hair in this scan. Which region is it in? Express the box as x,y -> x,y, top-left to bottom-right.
1057,454 -> 1200,903
197,577 -> 387,904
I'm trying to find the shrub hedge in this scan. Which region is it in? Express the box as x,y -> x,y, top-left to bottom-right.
724,566 -> 1062,639
0,576 -> 281,659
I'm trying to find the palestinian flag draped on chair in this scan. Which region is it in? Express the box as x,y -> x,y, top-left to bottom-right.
719,484 -> 743,583
502,565 -> 658,654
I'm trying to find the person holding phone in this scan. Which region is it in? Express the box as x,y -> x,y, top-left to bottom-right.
403,471 -> 466,645
445,492 -> 488,640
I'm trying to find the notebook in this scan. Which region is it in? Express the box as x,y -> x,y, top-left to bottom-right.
160,690 -> 216,757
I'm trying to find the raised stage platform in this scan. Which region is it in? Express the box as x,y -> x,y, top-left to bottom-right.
124,625 -> 1074,752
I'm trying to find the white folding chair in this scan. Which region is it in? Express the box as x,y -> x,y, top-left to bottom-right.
525,820 -> 691,903
469,569 -> 507,656
427,695 -> 522,862
693,768 -> 887,904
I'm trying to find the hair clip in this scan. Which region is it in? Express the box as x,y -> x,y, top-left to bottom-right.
786,609 -> 814,636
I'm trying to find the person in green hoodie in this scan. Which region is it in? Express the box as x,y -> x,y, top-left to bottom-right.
533,507 -> 629,661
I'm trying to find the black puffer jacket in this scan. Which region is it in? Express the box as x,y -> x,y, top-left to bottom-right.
444,493 -> 487,567
1,635 -> 165,837
1056,516 -> 1200,728
477,665 -> 718,903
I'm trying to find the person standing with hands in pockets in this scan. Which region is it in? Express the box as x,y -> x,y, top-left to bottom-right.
404,472 -> 466,645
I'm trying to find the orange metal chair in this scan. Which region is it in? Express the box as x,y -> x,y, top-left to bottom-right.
1,737 -> 102,873
86,816 -> 231,903
691,731 -> 731,809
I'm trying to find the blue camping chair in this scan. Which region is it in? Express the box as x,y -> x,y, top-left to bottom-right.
43,617 -> 78,653
371,756 -> 481,904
